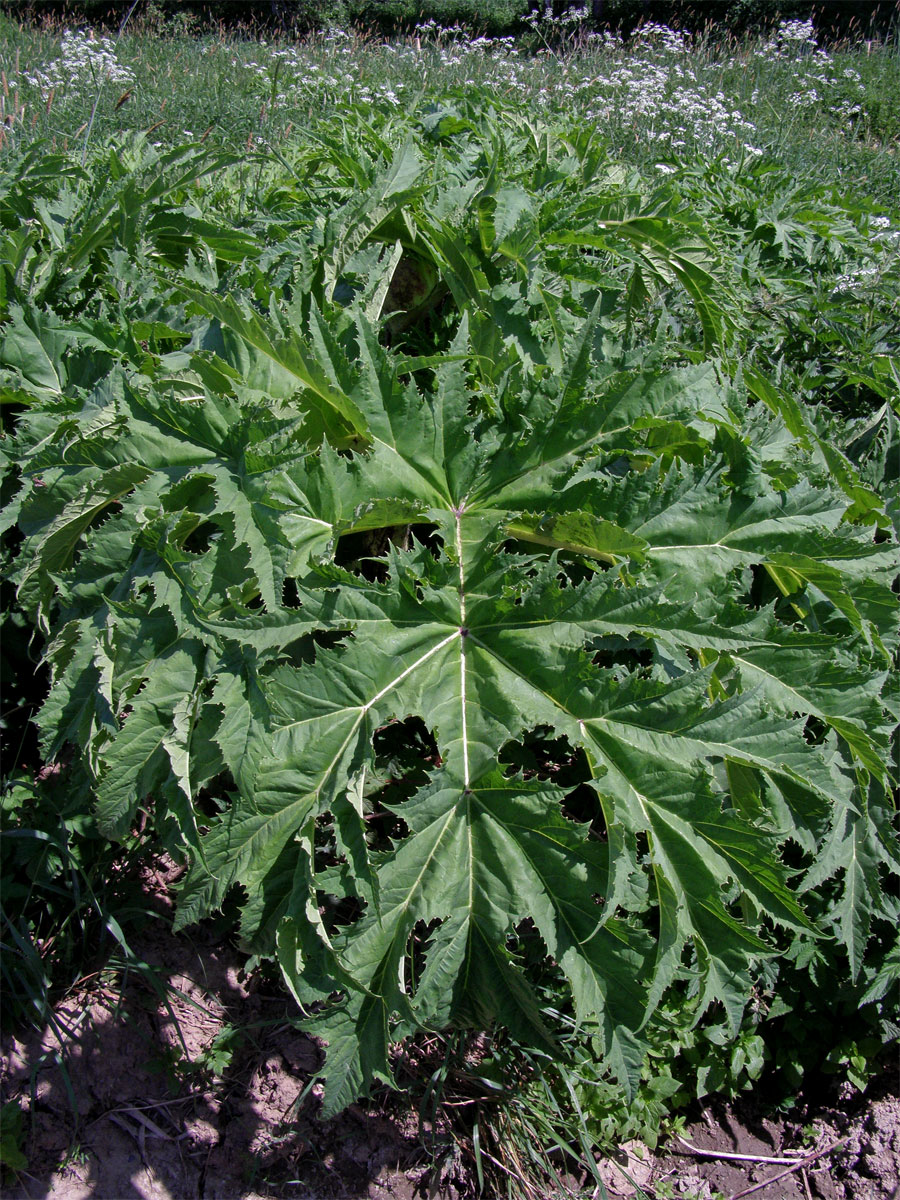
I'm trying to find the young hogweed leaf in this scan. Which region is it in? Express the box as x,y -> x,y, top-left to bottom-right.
94,644 -> 203,840
170,285 -> 370,447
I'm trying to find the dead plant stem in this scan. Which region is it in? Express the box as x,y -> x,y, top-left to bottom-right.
726,1137 -> 849,1200
675,1133 -> 805,1165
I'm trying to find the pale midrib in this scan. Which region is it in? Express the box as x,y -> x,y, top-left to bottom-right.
456,506 -> 470,788
381,806 -> 459,930
466,632 -> 656,833
238,631 -> 460,865
482,794 -> 605,951
475,423 -> 634,501
277,630 -> 459,733
370,435 -> 452,508
729,654 -> 819,714
288,513 -> 333,530
578,713 -> 819,802
648,541 -> 729,552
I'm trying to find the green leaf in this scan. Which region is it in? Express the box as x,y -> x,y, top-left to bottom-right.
4,113 -> 896,1126
171,286 -> 370,446
95,646 -> 201,839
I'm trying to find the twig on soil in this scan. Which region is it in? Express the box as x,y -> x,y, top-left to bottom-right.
675,1134 -> 804,1165
108,1109 -> 173,1141
123,1107 -> 174,1138
85,1094 -> 196,1129
114,1095 -> 198,1111
725,1137 -> 849,1200
801,1166 -> 814,1200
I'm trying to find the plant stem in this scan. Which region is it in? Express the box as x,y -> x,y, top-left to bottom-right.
81,0 -> 141,166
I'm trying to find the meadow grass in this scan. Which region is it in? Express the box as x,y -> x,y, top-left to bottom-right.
1,12 -> 897,201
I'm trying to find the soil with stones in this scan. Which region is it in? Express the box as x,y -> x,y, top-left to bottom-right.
2,858 -> 898,1200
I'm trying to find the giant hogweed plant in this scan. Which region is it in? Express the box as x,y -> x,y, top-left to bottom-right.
1,116 -> 898,1117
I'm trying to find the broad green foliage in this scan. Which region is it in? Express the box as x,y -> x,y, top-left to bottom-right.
2,110 -> 898,1118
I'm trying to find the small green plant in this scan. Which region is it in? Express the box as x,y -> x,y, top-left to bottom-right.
0,767 -> 153,1033
147,1029 -> 241,1091
0,1101 -> 27,1179
654,1180 -> 725,1200
198,1024 -> 243,1077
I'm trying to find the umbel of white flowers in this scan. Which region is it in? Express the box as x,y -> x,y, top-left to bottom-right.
26,30 -> 134,96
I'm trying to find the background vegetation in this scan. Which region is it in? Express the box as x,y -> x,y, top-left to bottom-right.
3,0 -> 898,38
0,9 -> 898,199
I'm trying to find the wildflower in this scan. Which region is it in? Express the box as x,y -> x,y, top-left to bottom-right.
27,29 -> 134,96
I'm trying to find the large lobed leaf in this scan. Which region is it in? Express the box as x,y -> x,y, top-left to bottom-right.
2,116 -> 897,1119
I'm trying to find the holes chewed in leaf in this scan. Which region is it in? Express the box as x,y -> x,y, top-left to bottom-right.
500,727 -> 589,789
334,526 -> 412,581
282,577 -> 302,609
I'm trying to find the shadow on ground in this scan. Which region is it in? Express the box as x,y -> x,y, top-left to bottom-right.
2,857 -> 898,1200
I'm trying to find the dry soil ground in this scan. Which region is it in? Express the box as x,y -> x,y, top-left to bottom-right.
2,859 -> 898,1200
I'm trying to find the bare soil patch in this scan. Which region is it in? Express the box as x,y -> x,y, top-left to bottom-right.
2,865 -> 898,1200
650,1083 -> 900,1200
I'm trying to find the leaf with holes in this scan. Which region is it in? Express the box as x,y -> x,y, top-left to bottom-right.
2,118 -> 896,1122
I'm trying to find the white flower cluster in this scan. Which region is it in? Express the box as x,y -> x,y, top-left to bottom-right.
870,215 -> 900,248
229,22 -> 769,159
180,15 -> 875,165
788,87 -> 819,107
585,31 -> 625,49
831,215 -> 900,293
631,21 -> 691,56
832,264 -> 883,293
414,19 -> 468,39
523,5 -> 590,27
579,48 -> 757,153
758,17 -> 818,52
25,29 -> 134,96
748,18 -> 865,121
